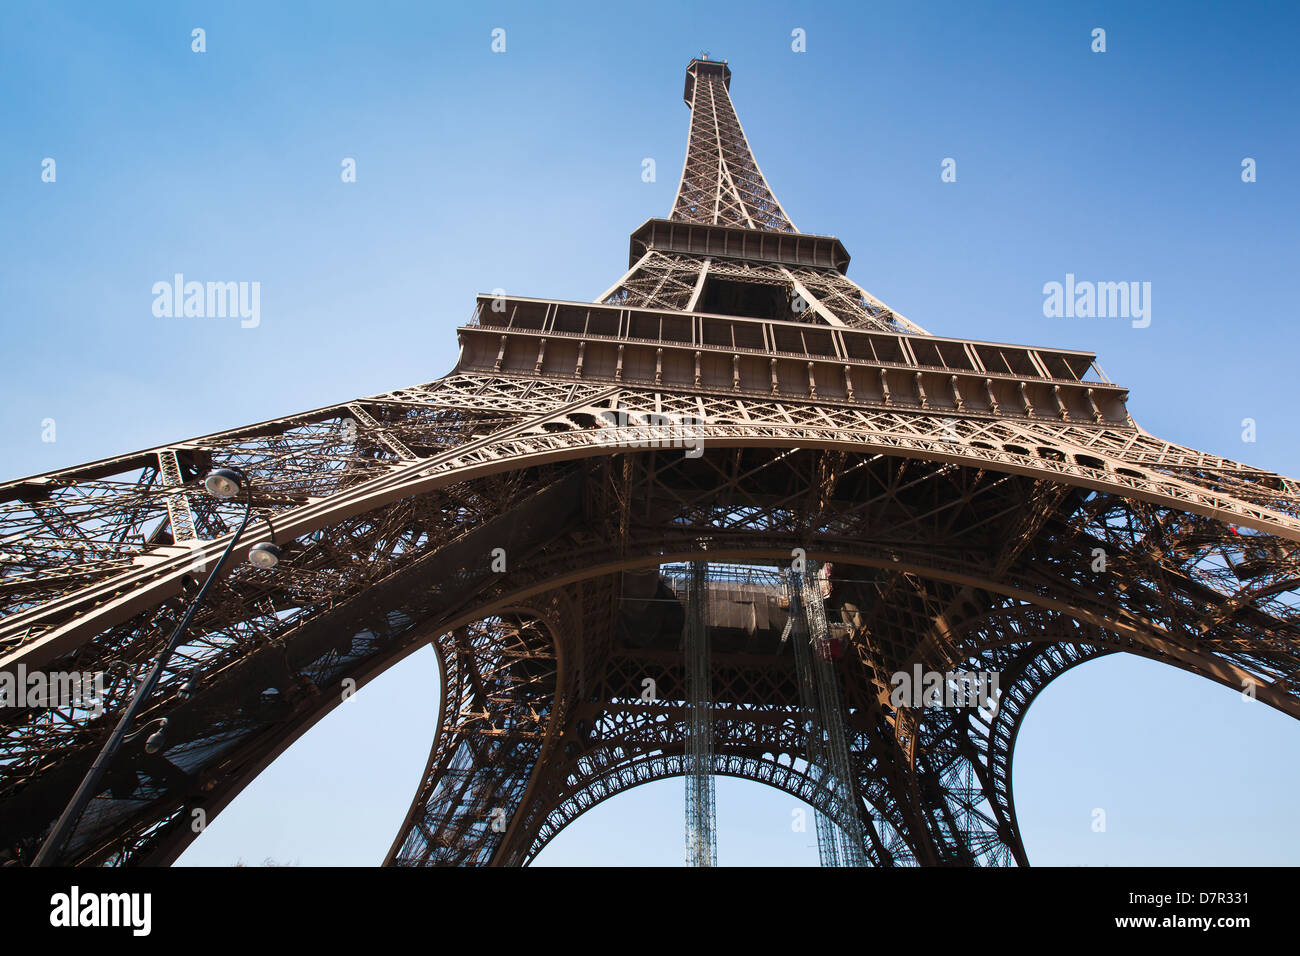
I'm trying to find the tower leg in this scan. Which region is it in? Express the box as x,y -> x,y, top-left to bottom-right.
386,614 -> 559,866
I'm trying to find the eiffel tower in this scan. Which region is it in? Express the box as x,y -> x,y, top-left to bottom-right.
3,57 -> 1299,867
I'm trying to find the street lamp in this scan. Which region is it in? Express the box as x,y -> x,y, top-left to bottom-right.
32,466 -> 271,866
248,542 -> 283,569
203,467 -> 245,499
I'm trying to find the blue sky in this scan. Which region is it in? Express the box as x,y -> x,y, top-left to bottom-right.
2,0 -> 1298,865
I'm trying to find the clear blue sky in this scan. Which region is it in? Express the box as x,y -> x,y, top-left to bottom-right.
2,0 -> 1298,865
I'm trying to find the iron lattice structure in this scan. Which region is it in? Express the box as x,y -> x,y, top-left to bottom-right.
681,561 -> 716,866
2,57 -> 1300,867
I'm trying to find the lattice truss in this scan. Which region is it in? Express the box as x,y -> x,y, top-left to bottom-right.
601,252 -> 701,312
599,252 -> 924,334
388,612 -> 560,866
670,63 -> 794,232
604,58 -> 925,334
2,365 -> 1299,866
788,564 -> 869,866
682,561 -> 717,866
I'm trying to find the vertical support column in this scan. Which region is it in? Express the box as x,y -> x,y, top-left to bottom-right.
814,803 -> 843,867
157,449 -> 198,543
788,573 -> 840,867
790,564 -> 870,867
683,560 -> 717,867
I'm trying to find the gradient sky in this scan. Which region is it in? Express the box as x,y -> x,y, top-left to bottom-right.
2,0 -> 1298,865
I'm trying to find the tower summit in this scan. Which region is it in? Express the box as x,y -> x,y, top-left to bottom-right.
673,56 -> 792,231
3,59 -> 1299,868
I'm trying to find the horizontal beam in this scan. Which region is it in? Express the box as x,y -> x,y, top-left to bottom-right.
628,218 -> 850,272
460,297 -> 1130,425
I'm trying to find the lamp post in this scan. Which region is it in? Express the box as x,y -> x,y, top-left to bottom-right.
32,467 -> 264,866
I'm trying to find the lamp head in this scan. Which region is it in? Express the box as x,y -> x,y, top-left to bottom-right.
203,467 -> 247,499
144,718 -> 169,754
248,542 -> 283,569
